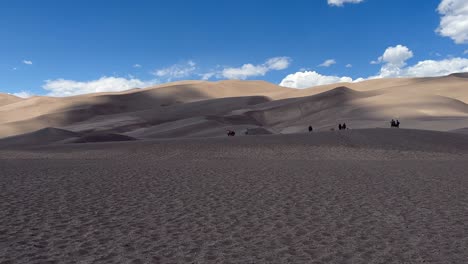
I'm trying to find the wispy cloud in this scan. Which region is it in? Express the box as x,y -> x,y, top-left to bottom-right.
328,0 -> 364,7
12,91 -> 34,98
200,72 -> 216,81
43,76 -> 159,97
319,59 -> 336,67
23,60 -> 33,65
133,64 -> 142,68
153,61 -> 197,81
220,57 -> 291,80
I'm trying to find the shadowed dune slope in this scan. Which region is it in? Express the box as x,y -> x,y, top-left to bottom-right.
17,128 -> 468,154
0,127 -> 81,148
1,74 -> 468,139
71,133 -> 136,144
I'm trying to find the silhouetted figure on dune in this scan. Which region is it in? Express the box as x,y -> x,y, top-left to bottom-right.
227,130 -> 235,136
342,123 -> 347,130
338,124 -> 342,130
309,125 -> 313,133
390,119 -> 400,128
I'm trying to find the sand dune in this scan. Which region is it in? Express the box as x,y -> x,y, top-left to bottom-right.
1,129 -> 468,263
0,94 -> 23,107
0,127 -> 81,148
1,74 -> 468,141
0,127 -> 139,148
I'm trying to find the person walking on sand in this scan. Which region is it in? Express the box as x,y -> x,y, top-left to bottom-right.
309,125 -> 313,133
338,124 -> 342,130
343,123 -> 347,130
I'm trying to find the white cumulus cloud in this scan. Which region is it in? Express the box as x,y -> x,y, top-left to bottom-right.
23,60 -> 33,65
370,45 -> 468,78
404,57 -> 468,77
221,57 -> 291,80
280,44 -> 468,89
346,64 -> 353,68
43,76 -> 159,97
374,45 -> 414,67
319,59 -> 337,67
328,0 -> 364,7
436,0 -> 468,44
279,71 -> 355,88
153,61 -> 197,81
370,45 -> 414,78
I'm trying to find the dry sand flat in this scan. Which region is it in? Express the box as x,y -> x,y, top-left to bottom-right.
1,129 -> 468,263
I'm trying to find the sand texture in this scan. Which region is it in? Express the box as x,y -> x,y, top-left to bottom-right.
1,129 -> 468,263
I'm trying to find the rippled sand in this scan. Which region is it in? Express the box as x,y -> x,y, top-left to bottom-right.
1,130 -> 468,263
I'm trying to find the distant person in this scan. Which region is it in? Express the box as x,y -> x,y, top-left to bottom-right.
391,119 -> 395,127
338,124 -> 342,130
308,125 -> 313,133
227,130 -> 235,136
396,120 -> 400,128
343,123 -> 347,130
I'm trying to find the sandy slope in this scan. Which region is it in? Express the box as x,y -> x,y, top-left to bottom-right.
0,94 -> 23,107
1,74 -> 468,140
1,129 -> 468,263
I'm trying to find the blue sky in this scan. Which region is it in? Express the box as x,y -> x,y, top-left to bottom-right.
1,0 -> 467,96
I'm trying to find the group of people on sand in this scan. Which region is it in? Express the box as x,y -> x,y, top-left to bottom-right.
390,119 -> 400,128
229,119 -> 400,136
309,123 -> 349,132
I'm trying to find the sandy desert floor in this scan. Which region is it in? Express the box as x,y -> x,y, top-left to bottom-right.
1,129 -> 468,263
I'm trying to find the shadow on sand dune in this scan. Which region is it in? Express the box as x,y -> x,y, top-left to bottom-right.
0,127 -> 137,148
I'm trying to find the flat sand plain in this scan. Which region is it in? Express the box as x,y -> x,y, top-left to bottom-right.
1,129 -> 468,263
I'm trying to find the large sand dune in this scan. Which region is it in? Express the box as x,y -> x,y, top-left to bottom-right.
1,73 -> 468,142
